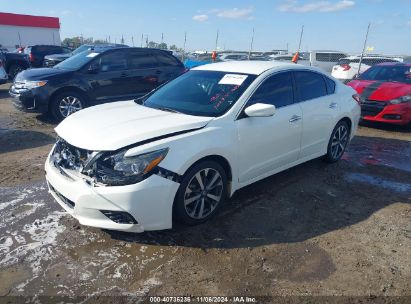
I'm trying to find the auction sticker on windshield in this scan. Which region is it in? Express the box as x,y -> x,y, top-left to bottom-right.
218,74 -> 248,85
86,53 -> 99,58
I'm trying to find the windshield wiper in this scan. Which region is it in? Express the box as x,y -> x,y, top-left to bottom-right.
155,106 -> 182,114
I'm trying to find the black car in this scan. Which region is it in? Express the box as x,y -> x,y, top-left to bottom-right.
24,45 -> 72,68
43,43 -> 128,67
9,47 -> 185,121
0,50 -> 30,79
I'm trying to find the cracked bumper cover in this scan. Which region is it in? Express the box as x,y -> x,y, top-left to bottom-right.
45,153 -> 180,232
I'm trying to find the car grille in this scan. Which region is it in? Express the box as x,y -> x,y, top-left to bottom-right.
51,139 -> 94,172
360,100 -> 386,117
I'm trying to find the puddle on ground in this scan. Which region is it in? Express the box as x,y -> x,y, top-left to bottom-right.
0,181 -> 176,297
344,140 -> 411,173
345,172 -> 411,193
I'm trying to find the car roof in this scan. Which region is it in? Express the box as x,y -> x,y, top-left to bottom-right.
375,62 -> 411,67
192,61 -> 311,75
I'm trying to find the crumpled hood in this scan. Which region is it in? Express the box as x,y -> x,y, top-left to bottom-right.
55,100 -> 213,151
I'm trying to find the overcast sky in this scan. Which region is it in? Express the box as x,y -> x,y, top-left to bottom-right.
2,0 -> 411,54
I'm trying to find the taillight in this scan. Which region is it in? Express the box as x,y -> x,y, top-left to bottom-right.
352,94 -> 361,105
341,64 -> 351,71
29,53 -> 34,62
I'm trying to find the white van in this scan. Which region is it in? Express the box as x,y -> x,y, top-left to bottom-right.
298,51 -> 348,73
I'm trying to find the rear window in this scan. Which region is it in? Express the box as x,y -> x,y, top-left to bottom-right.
324,76 -> 336,94
130,53 -> 158,69
294,71 -> 328,101
316,53 -> 346,62
156,54 -> 181,67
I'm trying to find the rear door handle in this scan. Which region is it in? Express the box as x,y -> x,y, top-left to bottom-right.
155,70 -> 162,75
289,115 -> 302,123
329,102 -> 338,109
120,72 -> 128,78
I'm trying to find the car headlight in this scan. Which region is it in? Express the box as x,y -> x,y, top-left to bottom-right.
92,148 -> 169,186
20,80 -> 48,89
389,94 -> 411,105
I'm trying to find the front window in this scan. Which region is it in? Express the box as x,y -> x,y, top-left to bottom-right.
143,70 -> 257,117
54,51 -> 100,70
359,65 -> 411,84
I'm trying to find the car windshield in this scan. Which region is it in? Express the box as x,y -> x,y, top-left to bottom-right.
72,45 -> 91,56
54,50 -> 99,70
143,70 -> 257,117
359,65 -> 411,84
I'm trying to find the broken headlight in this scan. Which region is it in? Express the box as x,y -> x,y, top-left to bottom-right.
92,148 -> 169,186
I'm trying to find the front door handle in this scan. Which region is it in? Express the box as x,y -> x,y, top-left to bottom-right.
155,70 -> 162,75
289,115 -> 302,123
329,102 -> 338,109
120,72 -> 128,78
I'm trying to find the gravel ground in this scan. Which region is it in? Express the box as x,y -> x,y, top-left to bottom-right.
0,82 -> 410,303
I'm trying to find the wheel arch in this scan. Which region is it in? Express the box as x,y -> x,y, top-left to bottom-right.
49,86 -> 90,112
338,116 -> 352,137
182,154 -> 233,184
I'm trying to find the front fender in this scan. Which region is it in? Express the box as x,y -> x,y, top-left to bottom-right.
124,125 -> 238,191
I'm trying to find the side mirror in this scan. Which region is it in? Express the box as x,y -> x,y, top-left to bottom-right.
244,103 -> 276,117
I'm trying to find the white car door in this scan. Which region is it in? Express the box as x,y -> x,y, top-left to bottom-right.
236,72 -> 303,183
293,71 -> 339,158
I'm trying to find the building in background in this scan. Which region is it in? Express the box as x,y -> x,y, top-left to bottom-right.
0,12 -> 60,51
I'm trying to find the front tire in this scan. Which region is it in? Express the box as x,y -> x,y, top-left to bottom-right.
324,121 -> 350,163
50,91 -> 86,121
174,161 -> 228,225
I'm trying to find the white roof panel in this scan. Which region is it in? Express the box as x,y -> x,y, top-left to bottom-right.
192,61 -> 301,75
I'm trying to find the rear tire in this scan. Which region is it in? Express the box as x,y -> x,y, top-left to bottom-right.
50,91 -> 87,121
174,161 -> 228,225
324,121 -> 350,163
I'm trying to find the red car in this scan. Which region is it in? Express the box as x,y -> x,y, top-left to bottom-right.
347,62 -> 411,126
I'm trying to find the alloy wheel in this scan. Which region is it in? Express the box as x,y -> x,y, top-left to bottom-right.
59,96 -> 83,117
183,168 -> 223,220
331,125 -> 348,160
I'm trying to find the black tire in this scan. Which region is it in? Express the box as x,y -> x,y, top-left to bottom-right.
174,161 -> 228,225
324,121 -> 350,163
50,90 -> 87,121
8,64 -> 24,80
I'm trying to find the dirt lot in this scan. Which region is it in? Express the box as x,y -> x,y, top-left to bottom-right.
0,82 -> 410,303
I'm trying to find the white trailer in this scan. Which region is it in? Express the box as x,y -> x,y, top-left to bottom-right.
0,12 -> 61,51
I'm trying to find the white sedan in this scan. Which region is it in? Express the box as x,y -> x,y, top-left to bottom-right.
45,61 -> 361,232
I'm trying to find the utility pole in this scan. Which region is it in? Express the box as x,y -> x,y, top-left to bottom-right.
297,25 -> 304,54
182,31 -> 187,62
215,30 -> 219,51
161,32 -> 164,44
248,28 -> 255,60
132,36 -> 134,46
358,23 -> 371,77
140,33 -> 143,47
